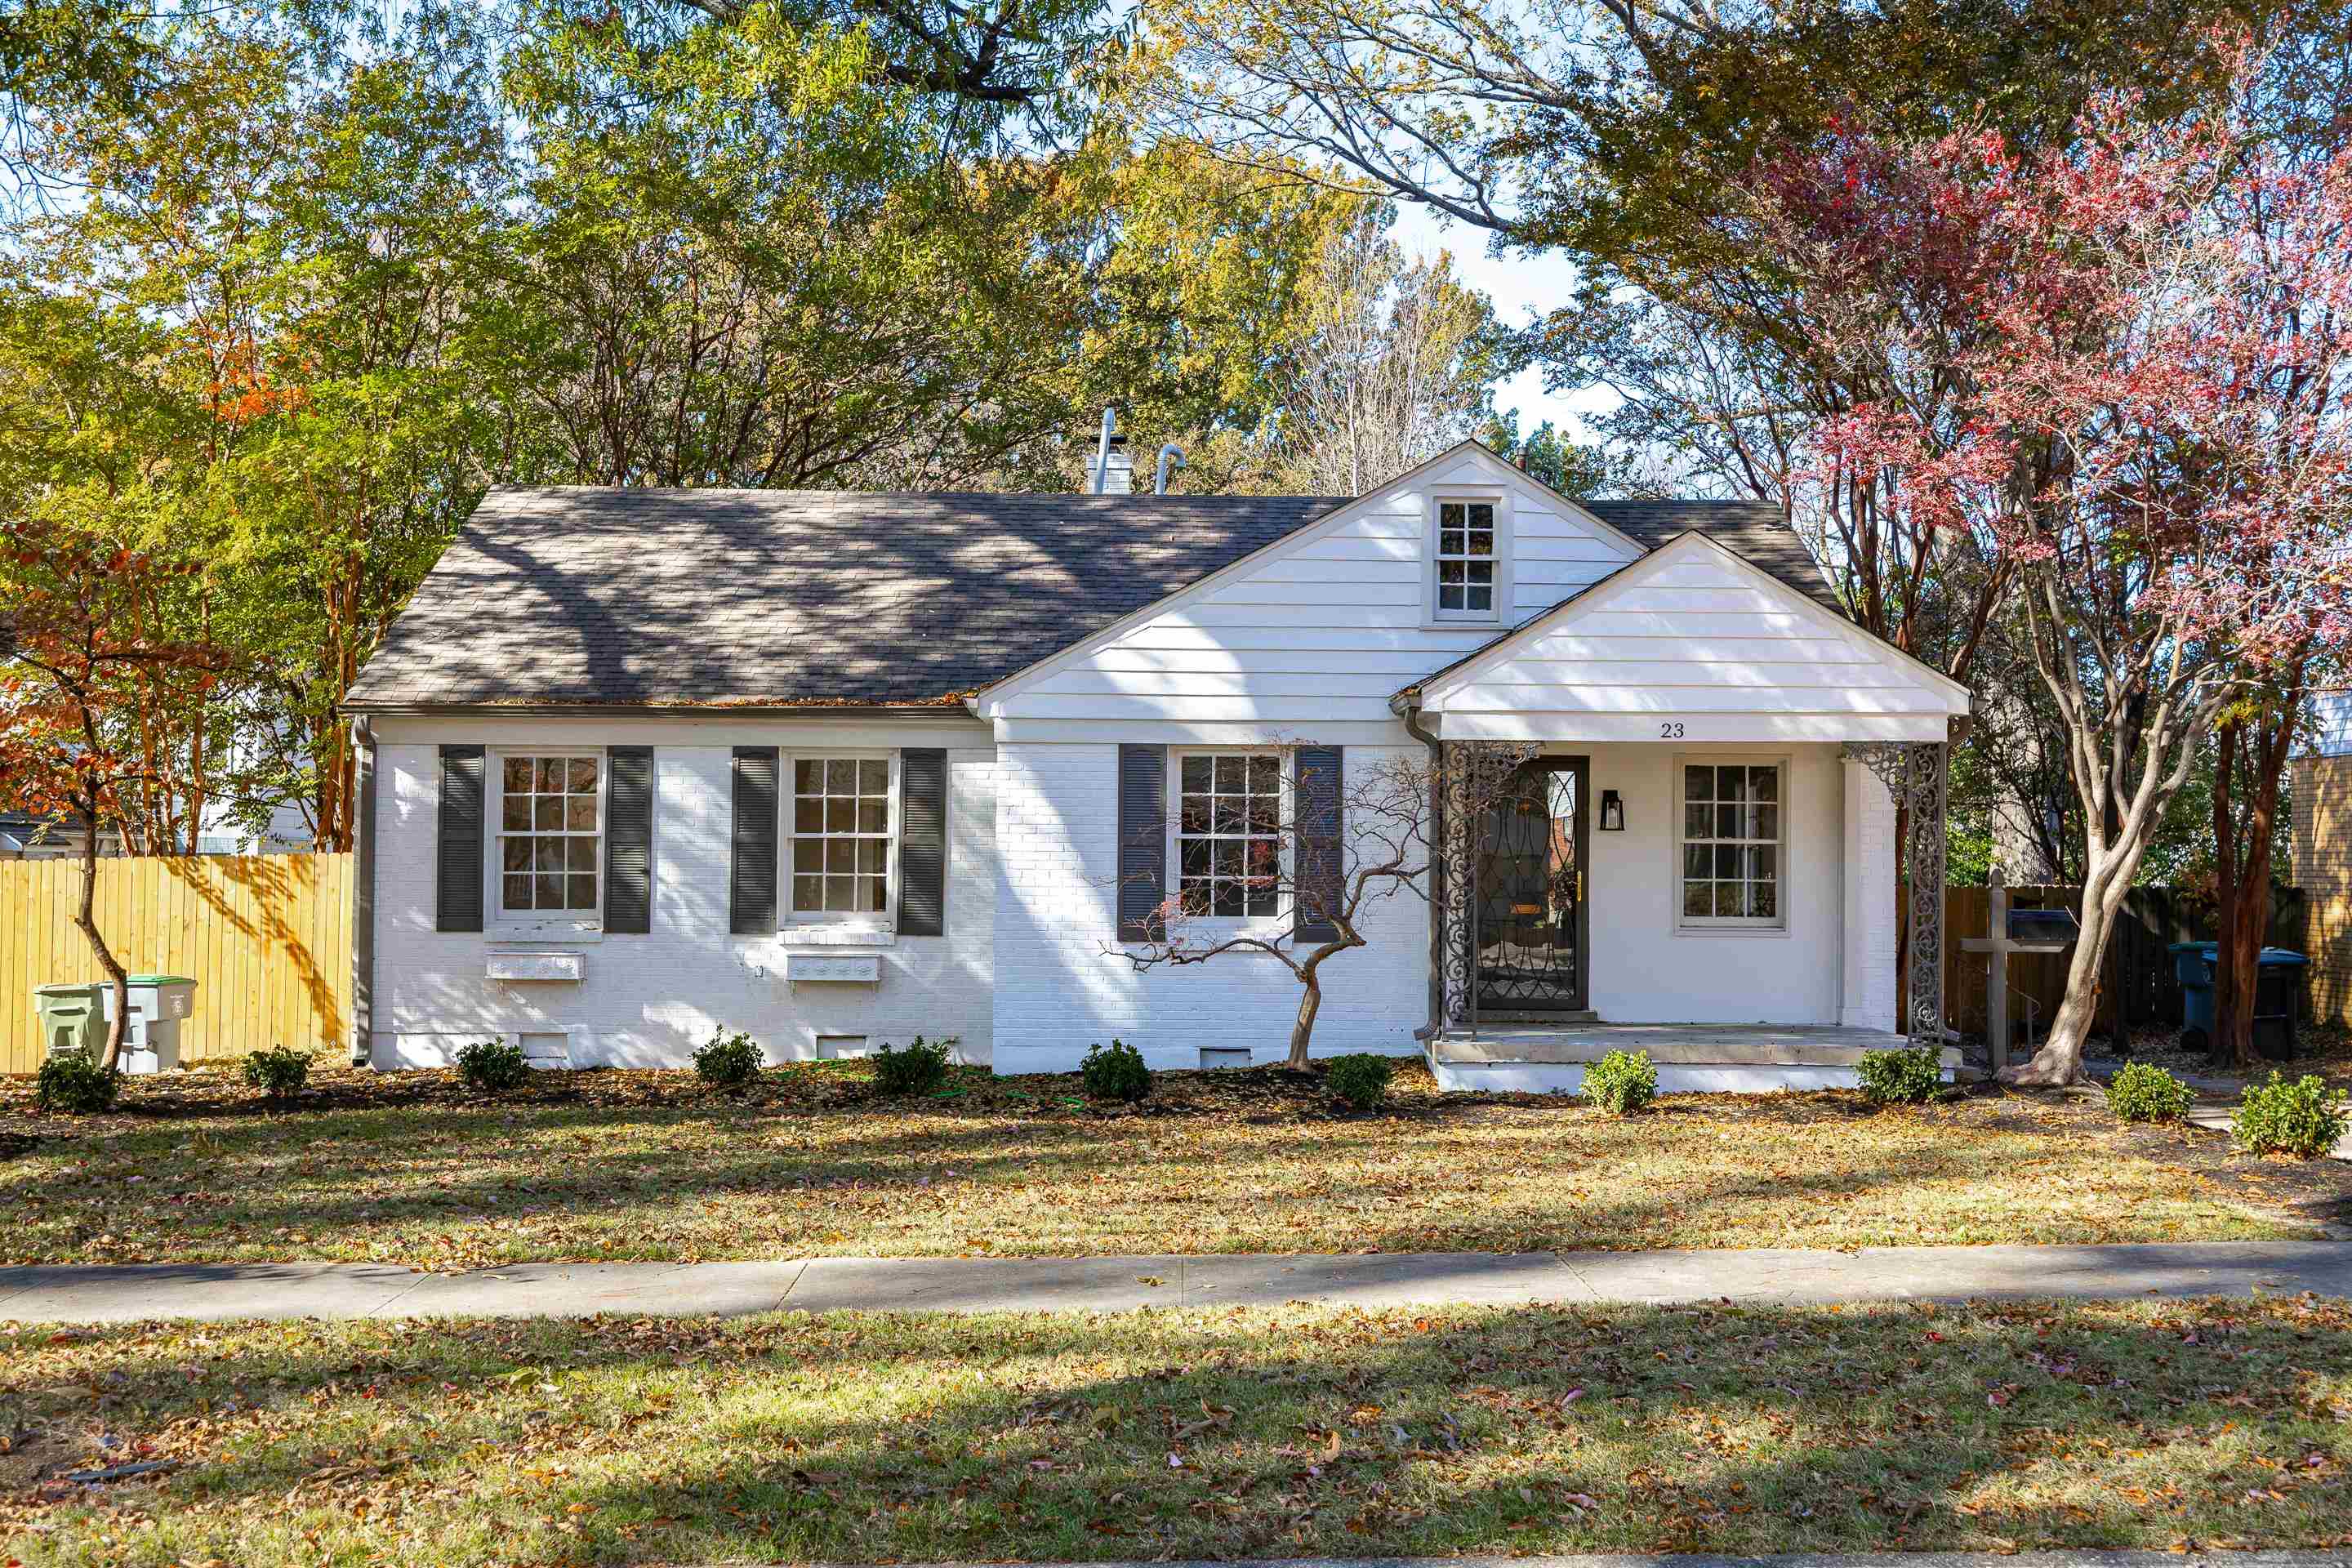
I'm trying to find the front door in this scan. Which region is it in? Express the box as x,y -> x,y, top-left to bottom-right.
1475,756 -> 1589,1012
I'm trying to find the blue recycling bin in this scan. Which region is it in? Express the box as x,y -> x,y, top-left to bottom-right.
2168,942 -> 2307,1060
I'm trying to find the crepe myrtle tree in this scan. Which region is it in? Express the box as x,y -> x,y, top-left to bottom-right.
0,521 -> 232,1071
1107,745 -> 1531,1071
1750,52 -> 2352,1084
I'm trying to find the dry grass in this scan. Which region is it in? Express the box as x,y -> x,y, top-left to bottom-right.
4,1059 -> 2338,1270
5,1295 -> 2350,1566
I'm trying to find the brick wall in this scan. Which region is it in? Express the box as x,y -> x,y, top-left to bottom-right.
991,742 -> 1431,1074
371,739 -> 1000,1067
2292,754 -> 2352,1026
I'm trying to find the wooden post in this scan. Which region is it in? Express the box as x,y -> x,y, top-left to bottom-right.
1986,871 -> 2010,1073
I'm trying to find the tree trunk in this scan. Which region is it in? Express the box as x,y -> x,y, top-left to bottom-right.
2000,849 -> 2129,1085
2210,699 -> 2294,1069
1288,977 -> 1323,1070
74,803 -> 131,1074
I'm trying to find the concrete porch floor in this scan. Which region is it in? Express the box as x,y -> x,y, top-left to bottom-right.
1428,1021 -> 1953,1094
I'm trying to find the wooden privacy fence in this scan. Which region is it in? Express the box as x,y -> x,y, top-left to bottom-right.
1937,883 -> 2310,1041
0,853 -> 352,1075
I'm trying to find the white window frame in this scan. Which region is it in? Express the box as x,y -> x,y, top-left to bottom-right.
783,750 -> 899,929
1426,491 -> 1510,626
1673,754 -> 1791,935
487,747 -> 607,936
1166,746 -> 1292,929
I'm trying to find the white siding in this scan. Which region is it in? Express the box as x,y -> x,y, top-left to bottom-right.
368,714 -> 997,1069
988,459 -> 1642,737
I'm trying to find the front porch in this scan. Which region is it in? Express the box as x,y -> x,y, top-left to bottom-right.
1427,1021 -> 1958,1096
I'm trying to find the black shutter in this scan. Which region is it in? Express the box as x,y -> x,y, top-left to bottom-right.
603,746 -> 654,934
1294,746 -> 1344,942
898,748 -> 947,937
435,745 -> 485,933
1116,744 -> 1167,941
730,746 -> 780,935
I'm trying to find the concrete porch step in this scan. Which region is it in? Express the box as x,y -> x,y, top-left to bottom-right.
1426,1022 -> 1953,1095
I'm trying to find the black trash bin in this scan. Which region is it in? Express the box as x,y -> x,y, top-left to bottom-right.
2169,942 -> 2307,1061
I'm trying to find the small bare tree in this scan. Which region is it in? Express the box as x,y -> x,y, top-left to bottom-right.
1107,746 -> 1531,1070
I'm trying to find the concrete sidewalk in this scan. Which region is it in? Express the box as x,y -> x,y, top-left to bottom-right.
1,1239 -> 2345,1324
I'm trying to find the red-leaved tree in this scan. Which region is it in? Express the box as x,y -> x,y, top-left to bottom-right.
0,521 -> 232,1071
1754,51 -> 2352,1083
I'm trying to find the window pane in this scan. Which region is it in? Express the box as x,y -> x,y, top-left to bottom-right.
858,759 -> 888,794
1179,838 -> 1212,875
533,758 -> 562,792
795,798 -> 823,833
563,836 -> 593,871
1684,804 -> 1712,840
1179,880 -> 1210,915
794,840 -> 823,872
865,875 -> 888,911
1247,795 -> 1279,832
1438,560 -> 1465,585
1440,502 -> 1463,528
1748,844 -> 1777,881
1441,528 -> 1467,555
825,759 -> 855,792
1749,766 -> 1779,802
1213,880 -> 1244,916
1213,840 -> 1242,876
535,874 -> 564,908
1754,804 -> 1779,842
1714,844 -> 1740,878
567,759 -> 597,793
1684,844 -> 1710,880
1213,796 -> 1242,833
1467,528 -> 1494,556
1438,586 -> 1463,609
1717,767 -> 1748,804
531,797 -> 559,829
566,875 -> 596,910
1466,561 -> 1493,586
502,839 -> 531,872
1684,767 -> 1713,803
823,876 -> 853,912
856,839 -> 885,873
1179,755 -> 1211,791
502,797 -> 531,831
826,840 -> 853,873
1214,754 -> 1245,791
1715,881 -> 1745,917
1682,880 -> 1713,918
1751,881 -> 1778,919
795,760 -> 822,793
535,839 -> 564,872
1468,587 -> 1491,610
1179,797 -> 1211,833
1246,882 -> 1277,916
1247,753 -> 1278,793
793,875 -> 822,911
504,758 -> 533,793
1467,503 -> 1494,528
826,797 -> 853,831
503,874 -> 532,909
857,799 -> 887,832
566,796 -> 597,831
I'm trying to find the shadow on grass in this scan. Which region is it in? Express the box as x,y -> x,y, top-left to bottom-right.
6,1296 -> 2349,1566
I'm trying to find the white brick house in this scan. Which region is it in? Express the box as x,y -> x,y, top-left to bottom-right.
345,441 -> 1970,1089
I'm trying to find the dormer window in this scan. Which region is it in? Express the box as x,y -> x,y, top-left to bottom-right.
1432,499 -> 1500,621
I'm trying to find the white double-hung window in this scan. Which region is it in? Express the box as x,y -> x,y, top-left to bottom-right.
496,754 -> 603,919
790,755 -> 894,921
1432,498 -> 1501,621
1173,751 -> 1284,918
1677,760 -> 1785,929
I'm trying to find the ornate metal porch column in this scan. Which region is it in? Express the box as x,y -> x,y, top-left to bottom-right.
1437,740 -> 1539,1036
1842,732 -> 1953,1042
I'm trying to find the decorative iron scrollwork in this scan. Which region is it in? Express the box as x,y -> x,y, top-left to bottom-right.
1842,737 -> 1950,1042
1437,740 -> 1539,1034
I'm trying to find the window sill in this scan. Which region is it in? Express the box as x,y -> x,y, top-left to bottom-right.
491,923 -> 604,944
1673,923 -> 1791,939
777,924 -> 897,948
1422,619 -> 1505,635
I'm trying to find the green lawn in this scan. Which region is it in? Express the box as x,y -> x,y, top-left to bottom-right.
5,1059 -> 2340,1270
5,1295 -> 2350,1566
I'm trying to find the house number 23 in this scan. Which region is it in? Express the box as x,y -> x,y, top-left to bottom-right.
1659,721 -> 1686,738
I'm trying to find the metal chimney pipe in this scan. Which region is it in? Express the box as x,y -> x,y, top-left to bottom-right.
1154,444 -> 1185,494
1092,408 -> 1116,495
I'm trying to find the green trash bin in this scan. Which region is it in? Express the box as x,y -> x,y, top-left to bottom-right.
102,975 -> 197,1075
33,982 -> 105,1060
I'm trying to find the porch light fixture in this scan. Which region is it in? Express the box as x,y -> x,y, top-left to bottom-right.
1598,790 -> 1625,831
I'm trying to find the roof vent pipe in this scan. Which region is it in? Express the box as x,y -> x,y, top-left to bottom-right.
1092,408 -> 1116,495
1154,444 -> 1185,494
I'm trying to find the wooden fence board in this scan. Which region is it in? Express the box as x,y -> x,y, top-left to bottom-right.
0,854 -> 352,1075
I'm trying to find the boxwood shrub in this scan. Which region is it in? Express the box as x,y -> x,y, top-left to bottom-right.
1080,1039 -> 1152,1102
35,1049 -> 118,1116
2105,1061 -> 2194,1124
2232,1072 -> 2350,1157
693,1030 -> 764,1095
455,1037 -> 529,1094
1325,1052 -> 1394,1111
873,1036 -> 953,1096
239,1044 -> 314,1102
1856,1045 -> 1942,1105
1582,1049 -> 1656,1115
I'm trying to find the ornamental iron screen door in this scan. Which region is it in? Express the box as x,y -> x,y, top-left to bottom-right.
1474,756 -> 1589,1011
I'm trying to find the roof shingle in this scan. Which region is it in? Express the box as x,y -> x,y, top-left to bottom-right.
343,483 -> 1834,710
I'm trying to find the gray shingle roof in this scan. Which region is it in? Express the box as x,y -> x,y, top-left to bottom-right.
343,487 -> 1347,709
343,483 -> 1836,710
